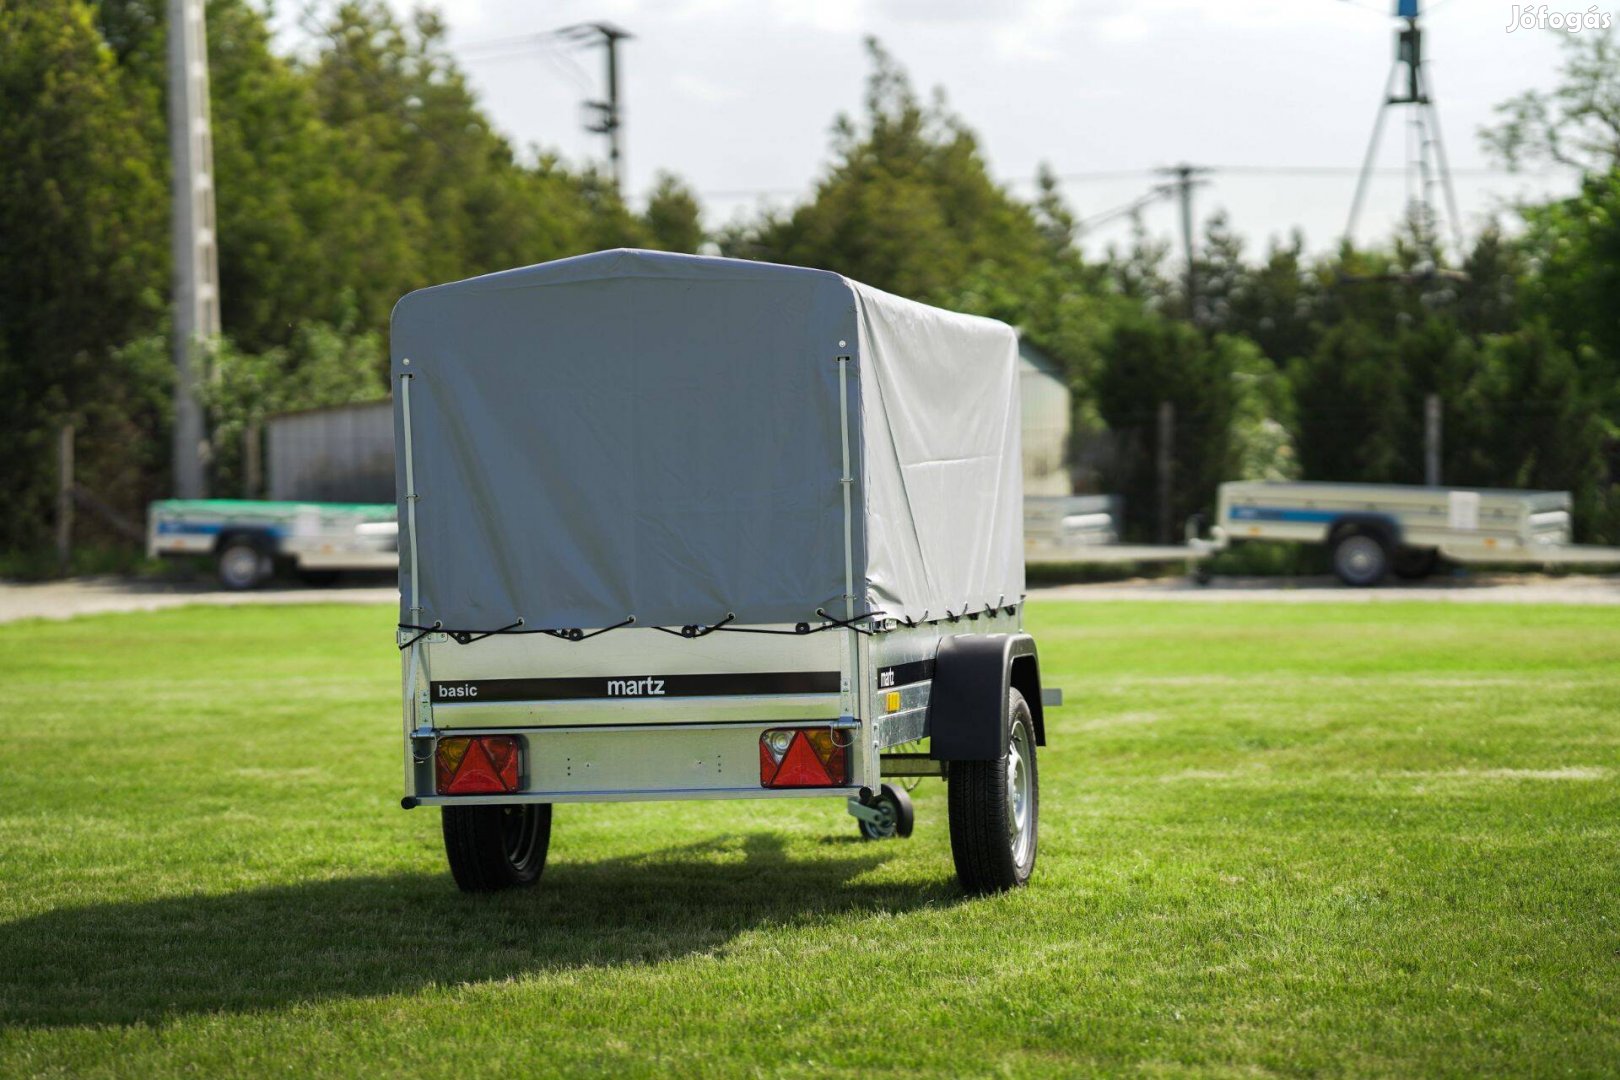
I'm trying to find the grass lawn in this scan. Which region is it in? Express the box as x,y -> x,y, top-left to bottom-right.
1,600 -> 1617,1077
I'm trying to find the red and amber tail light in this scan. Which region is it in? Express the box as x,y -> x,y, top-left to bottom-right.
436,735 -> 522,795
759,727 -> 848,788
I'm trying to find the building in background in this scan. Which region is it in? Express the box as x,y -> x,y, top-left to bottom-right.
262,349 -> 1076,507
1018,341 -> 1072,497
267,401 -> 393,503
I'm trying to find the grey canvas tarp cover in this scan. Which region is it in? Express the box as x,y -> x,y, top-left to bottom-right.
392,249 -> 1023,631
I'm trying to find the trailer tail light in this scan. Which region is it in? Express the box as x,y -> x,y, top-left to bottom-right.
759,727 -> 847,788
436,735 -> 522,795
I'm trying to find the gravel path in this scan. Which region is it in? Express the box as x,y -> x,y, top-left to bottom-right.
0,576 -> 398,624
1029,573 -> 1620,605
3,571 -> 1619,625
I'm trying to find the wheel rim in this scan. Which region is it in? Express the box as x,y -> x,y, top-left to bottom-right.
1006,723 -> 1034,867
220,546 -> 259,587
1336,536 -> 1383,584
501,805 -> 540,870
863,801 -> 897,839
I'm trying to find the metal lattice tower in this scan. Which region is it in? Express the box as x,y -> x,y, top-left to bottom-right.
167,0 -> 221,498
1345,0 -> 1463,258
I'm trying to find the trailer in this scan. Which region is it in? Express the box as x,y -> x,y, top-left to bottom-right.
1024,494 -> 1120,556
147,499 -> 397,589
1203,480 -> 1620,586
391,249 -> 1051,894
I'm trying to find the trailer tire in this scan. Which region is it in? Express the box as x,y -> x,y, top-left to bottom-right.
441,804 -> 551,892
1392,545 -> 1440,580
1330,529 -> 1389,587
858,783 -> 915,841
947,688 -> 1038,894
216,537 -> 269,590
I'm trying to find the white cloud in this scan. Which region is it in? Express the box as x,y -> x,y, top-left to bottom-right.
672,72 -> 737,103
991,0 -> 1082,60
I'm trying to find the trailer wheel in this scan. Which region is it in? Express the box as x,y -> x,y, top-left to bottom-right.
1392,545 -> 1440,580
441,804 -> 551,892
947,688 -> 1038,894
1331,530 -> 1389,587
857,783 -> 915,841
216,538 -> 268,590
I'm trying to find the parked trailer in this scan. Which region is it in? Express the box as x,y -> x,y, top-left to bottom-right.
147,499 -> 397,589
1203,480 -> 1620,586
1024,494 -> 1120,557
392,249 -> 1052,894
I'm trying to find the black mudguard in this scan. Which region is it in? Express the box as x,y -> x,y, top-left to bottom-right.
926,633 -> 1046,761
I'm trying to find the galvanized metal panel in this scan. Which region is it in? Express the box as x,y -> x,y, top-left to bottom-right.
267,401 -> 394,503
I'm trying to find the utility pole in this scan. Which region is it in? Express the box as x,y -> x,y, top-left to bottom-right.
1155,164 -> 1210,322
167,0 -> 222,498
562,22 -> 632,194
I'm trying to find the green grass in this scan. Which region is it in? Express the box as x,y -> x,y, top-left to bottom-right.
2,601 -> 1618,1077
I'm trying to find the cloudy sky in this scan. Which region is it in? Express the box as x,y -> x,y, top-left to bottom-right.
375,0 -> 1586,257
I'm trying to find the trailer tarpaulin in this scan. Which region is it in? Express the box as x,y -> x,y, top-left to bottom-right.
391,249 -> 1023,631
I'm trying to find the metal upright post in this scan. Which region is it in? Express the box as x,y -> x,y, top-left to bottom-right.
1424,393 -> 1442,486
167,0 -> 222,498
1156,401 -> 1175,544
56,425 -> 75,574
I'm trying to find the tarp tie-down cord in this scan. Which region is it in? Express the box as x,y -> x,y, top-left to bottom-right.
397,609 -> 885,649
396,615 -> 637,650
650,609 -> 882,639
901,600 -> 1019,628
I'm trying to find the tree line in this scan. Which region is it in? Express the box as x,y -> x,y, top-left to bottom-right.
3,1 -> 1618,560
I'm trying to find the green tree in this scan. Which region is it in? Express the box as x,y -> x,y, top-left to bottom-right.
1288,321 -> 1410,483
642,172 -> 705,253
1449,326 -> 1617,540
1515,170 -> 1620,396
1093,314 -> 1238,538
0,0 -> 167,550
728,38 -> 1053,307
1482,27 -> 1620,174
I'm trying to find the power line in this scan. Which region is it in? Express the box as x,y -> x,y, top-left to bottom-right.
449,23 -> 631,193
1076,188 -> 1172,233
454,29 -> 571,55
693,163 -> 1569,205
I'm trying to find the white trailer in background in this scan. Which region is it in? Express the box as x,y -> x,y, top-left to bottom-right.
147,499 -> 397,589
1023,495 -> 1120,555
1204,480 -> 1620,586
148,402 -> 400,589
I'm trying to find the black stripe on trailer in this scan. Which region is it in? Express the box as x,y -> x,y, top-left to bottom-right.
876,657 -> 934,690
430,671 -> 841,703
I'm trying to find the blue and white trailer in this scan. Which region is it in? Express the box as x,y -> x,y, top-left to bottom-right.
1203,480 -> 1620,586
147,499 -> 398,589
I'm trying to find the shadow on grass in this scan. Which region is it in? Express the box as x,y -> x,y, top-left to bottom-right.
1,832 -> 956,1027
